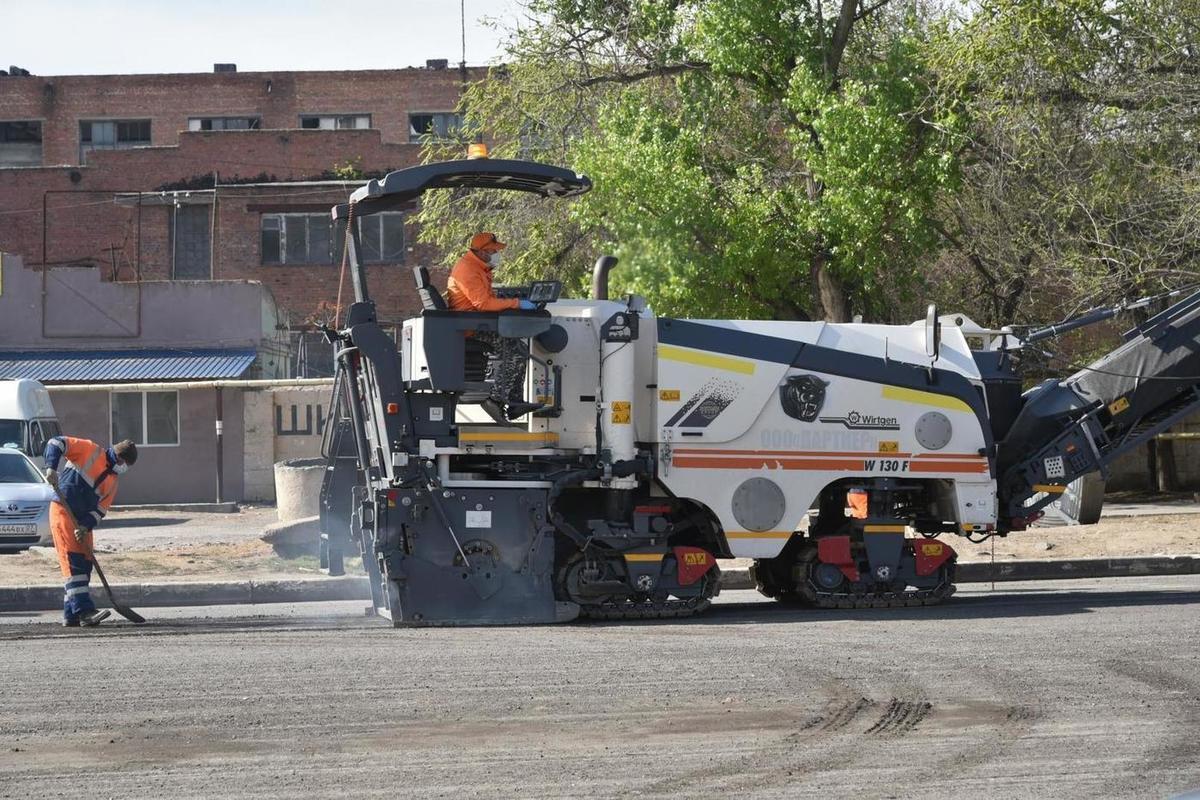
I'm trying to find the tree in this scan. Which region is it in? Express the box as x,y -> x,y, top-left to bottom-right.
927,0 -> 1200,330
418,0 -> 963,321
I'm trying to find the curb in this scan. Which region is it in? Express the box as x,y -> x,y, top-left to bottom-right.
110,502 -> 240,514
0,576 -> 371,612
955,555 -> 1200,582
3,556 -> 1198,613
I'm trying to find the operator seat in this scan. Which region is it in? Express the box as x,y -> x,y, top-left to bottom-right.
411,265 -> 490,383
413,265 -> 449,311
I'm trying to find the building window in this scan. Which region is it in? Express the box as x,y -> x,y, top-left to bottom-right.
357,213 -> 406,263
331,212 -> 405,265
409,112 -> 465,142
188,116 -> 261,131
79,119 -> 151,162
261,211 -> 406,266
0,120 -> 43,167
298,114 -> 370,130
261,213 -> 334,265
111,391 -> 180,447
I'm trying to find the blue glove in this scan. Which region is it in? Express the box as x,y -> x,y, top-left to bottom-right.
518,299 -> 537,311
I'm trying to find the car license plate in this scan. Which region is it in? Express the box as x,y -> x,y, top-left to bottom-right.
0,523 -> 36,536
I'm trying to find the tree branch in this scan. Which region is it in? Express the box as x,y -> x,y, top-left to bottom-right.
576,60 -> 710,89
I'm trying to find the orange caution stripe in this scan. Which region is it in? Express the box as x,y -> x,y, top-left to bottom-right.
673,456 -> 867,470
908,461 -> 989,474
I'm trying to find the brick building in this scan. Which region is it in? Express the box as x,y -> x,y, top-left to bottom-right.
0,63 -> 483,362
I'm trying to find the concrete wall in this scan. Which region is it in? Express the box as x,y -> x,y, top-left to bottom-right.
48,387 -> 245,505
242,385 -> 329,502
0,253 -> 285,356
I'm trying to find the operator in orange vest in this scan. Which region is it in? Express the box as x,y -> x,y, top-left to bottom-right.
447,232 -> 541,420
43,435 -> 138,627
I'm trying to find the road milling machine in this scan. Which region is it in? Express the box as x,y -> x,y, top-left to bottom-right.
318,155 -> 1200,626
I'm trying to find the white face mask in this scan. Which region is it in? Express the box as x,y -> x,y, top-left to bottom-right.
114,462 -> 129,475
487,250 -> 504,268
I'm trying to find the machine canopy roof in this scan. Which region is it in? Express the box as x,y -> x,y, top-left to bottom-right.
333,159 -> 592,220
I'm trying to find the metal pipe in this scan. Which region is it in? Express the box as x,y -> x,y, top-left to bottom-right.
45,378 -> 334,392
337,347 -> 376,481
209,172 -> 218,279
40,191 -> 47,338
345,203 -> 371,304
215,386 -> 224,503
1025,307 -> 1119,343
591,255 -> 618,300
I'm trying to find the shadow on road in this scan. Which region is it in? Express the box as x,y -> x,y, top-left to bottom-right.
623,587 -> 1200,627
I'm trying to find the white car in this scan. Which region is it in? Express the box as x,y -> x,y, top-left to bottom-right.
0,447 -> 53,553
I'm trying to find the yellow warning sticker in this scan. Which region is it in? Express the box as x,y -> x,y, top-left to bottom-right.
659,389 -> 681,402
878,441 -> 900,453
1109,396 -> 1130,415
611,401 -> 632,424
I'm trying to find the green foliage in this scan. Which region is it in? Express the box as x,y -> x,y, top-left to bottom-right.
417,0 -> 962,321
927,0 -> 1200,327
416,0 -> 1198,328
330,157 -> 365,181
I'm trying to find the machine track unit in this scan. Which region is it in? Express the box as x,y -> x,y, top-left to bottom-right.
317,154 -> 1200,626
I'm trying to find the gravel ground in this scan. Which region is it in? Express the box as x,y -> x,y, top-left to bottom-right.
98,506 -> 278,550
1,577 -> 1198,799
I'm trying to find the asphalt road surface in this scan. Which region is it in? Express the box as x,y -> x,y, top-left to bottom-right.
2,577 -> 1199,799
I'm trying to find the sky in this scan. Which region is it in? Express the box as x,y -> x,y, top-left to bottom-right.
0,0 -> 527,75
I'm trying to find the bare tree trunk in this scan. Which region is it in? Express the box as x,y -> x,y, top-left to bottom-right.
811,248 -> 851,322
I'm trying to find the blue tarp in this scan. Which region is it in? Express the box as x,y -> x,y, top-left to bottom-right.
0,348 -> 257,383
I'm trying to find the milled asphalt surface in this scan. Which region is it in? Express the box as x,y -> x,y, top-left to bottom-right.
2,577 -> 1199,799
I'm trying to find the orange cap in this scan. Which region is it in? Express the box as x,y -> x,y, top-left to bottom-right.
470,232 -> 506,252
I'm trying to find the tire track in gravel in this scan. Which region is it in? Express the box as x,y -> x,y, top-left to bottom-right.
628,678 -> 881,798
635,678 -> 949,798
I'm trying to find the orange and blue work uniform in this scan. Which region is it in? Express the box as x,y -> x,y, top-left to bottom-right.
446,249 -> 519,313
43,436 -> 120,623
446,249 -> 528,404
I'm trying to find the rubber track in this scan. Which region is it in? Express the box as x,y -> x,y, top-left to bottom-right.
576,568 -> 721,621
798,546 -> 958,609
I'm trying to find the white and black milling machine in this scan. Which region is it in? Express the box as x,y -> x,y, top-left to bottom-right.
317,157 -> 1200,625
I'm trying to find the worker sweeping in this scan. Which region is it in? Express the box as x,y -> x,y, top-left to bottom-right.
447,231 -> 541,420
42,435 -> 137,627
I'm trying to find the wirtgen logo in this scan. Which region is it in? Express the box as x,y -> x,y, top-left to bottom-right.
818,410 -> 900,430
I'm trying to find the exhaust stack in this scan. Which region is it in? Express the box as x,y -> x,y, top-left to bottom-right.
591,255 -> 618,300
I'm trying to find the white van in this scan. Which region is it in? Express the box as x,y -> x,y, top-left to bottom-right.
0,379 -> 62,468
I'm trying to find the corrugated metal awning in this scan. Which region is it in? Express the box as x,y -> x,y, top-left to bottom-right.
0,348 -> 257,383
